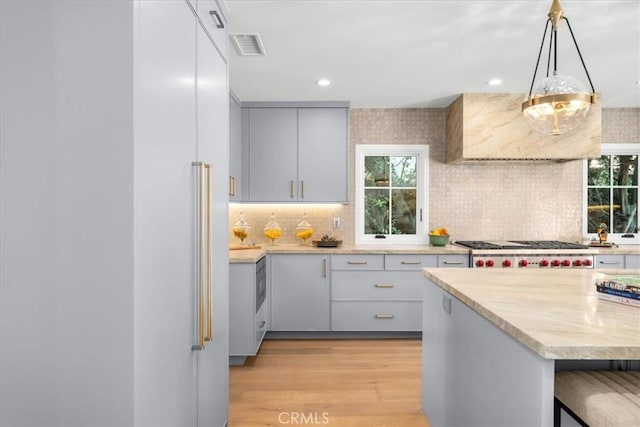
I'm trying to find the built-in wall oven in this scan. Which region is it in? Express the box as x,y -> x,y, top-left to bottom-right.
454,240 -> 596,268
255,256 -> 266,313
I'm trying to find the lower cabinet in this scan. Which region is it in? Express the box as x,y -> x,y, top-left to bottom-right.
270,254 -> 331,331
229,256 -> 268,363
331,254 -> 435,332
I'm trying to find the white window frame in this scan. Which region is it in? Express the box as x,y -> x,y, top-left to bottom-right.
583,143 -> 640,244
355,144 -> 429,245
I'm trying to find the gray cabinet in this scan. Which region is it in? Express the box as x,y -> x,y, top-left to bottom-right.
245,104 -> 349,202
595,254 -> 625,268
0,1 -> 229,425
248,108 -> 299,201
270,254 -> 331,331
331,254 -> 437,331
229,94 -> 242,200
625,255 -> 640,268
229,258 -> 268,363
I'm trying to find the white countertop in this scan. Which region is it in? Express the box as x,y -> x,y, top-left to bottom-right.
422,268 -> 640,360
229,243 -> 469,263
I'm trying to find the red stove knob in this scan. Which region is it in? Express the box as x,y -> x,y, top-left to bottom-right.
519,259 -> 528,267
562,260 -> 571,267
583,259 -> 592,267
573,259 -> 583,267
476,259 -> 485,267
540,259 -> 549,267
552,260 -> 561,267
502,259 -> 512,267
486,260 -> 494,267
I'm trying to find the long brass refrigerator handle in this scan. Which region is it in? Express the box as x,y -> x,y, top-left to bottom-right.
205,164 -> 213,342
192,161 -> 206,351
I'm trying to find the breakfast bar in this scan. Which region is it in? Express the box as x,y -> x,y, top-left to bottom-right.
421,268 -> 640,427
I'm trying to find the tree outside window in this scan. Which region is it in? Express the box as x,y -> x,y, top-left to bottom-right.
585,144 -> 639,243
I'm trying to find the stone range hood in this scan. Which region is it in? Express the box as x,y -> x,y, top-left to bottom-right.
446,93 -> 601,163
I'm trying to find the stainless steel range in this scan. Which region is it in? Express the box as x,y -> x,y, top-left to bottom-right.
454,240 -> 596,269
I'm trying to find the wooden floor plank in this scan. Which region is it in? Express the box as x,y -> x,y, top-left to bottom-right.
229,338 -> 430,426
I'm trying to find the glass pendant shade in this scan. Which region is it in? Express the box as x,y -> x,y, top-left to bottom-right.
522,75 -> 593,135
522,0 -> 597,136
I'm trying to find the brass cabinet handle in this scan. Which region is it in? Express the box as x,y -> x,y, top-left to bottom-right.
301,180 -> 305,198
323,258 -> 328,278
443,261 -> 464,265
375,283 -> 394,288
375,314 -> 394,319
290,180 -> 295,199
209,10 -> 224,28
192,161 -> 207,350
191,161 -> 213,349
401,261 -> 421,265
347,260 -> 368,265
229,176 -> 235,196
258,320 -> 266,329
599,260 -> 622,265
205,164 -> 213,343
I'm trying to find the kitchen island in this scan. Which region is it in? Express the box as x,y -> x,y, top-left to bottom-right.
421,268 -> 640,427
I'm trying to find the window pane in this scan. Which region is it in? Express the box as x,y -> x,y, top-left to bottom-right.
612,155 -> 638,186
612,188 -> 638,233
364,189 -> 389,234
391,189 -> 416,234
587,188 -> 610,233
588,155 -> 610,186
364,156 -> 390,187
391,156 -> 417,187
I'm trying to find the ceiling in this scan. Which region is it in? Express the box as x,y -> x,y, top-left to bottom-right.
224,0 -> 640,109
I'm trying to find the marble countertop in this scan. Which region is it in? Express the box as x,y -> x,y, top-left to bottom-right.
422,268 -> 640,360
229,243 -> 640,263
229,243 -> 469,263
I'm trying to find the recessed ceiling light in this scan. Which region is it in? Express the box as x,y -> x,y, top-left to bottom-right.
488,79 -> 502,86
316,79 -> 331,86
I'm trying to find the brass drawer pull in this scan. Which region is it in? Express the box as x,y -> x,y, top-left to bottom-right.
375,314 -> 394,319
347,260 -> 368,265
375,283 -> 395,288
443,261 -> 464,265
401,261 -> 421,265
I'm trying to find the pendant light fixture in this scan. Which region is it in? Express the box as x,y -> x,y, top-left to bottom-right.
522,0 -> 597,136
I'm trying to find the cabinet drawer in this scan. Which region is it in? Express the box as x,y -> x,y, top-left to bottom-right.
196,0 -> 228,59
332,271 -> 422,300
438,254 -> 469,268
385,254 -> 437,270
595,255 -> 625,268
332,301 -> 421,331
332,254 -> 384,270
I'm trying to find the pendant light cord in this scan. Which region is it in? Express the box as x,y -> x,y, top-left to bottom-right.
563,17 -> 596,93
528,19 -> 551,97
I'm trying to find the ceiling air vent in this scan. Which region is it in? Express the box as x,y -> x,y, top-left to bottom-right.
230,33 -> 266,56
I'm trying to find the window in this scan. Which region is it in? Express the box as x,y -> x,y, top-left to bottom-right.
584,144 -> 640,244
355,144 -> 428,244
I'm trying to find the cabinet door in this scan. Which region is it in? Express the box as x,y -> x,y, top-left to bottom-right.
625,255 -> 640,268
229,96 -> 242,200
271,255 -> 331,331
195,23 -> 229,427
595,255 -> 625,268
248,108 -> 298,201
298,108 -> 349,202
134,1 -> 198,425
196,0 -> 227,59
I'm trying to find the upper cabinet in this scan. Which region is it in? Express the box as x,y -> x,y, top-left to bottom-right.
229,94 -> 242,200
192,0 -> 228,59
243,103 -> 349,203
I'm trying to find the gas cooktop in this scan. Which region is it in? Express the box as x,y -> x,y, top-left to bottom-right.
454,240 -> 590,250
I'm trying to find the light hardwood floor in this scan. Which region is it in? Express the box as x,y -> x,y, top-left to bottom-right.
229,338 -> 430,427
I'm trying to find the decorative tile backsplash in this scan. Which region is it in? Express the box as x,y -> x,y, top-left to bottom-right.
230,108 -> 640,245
